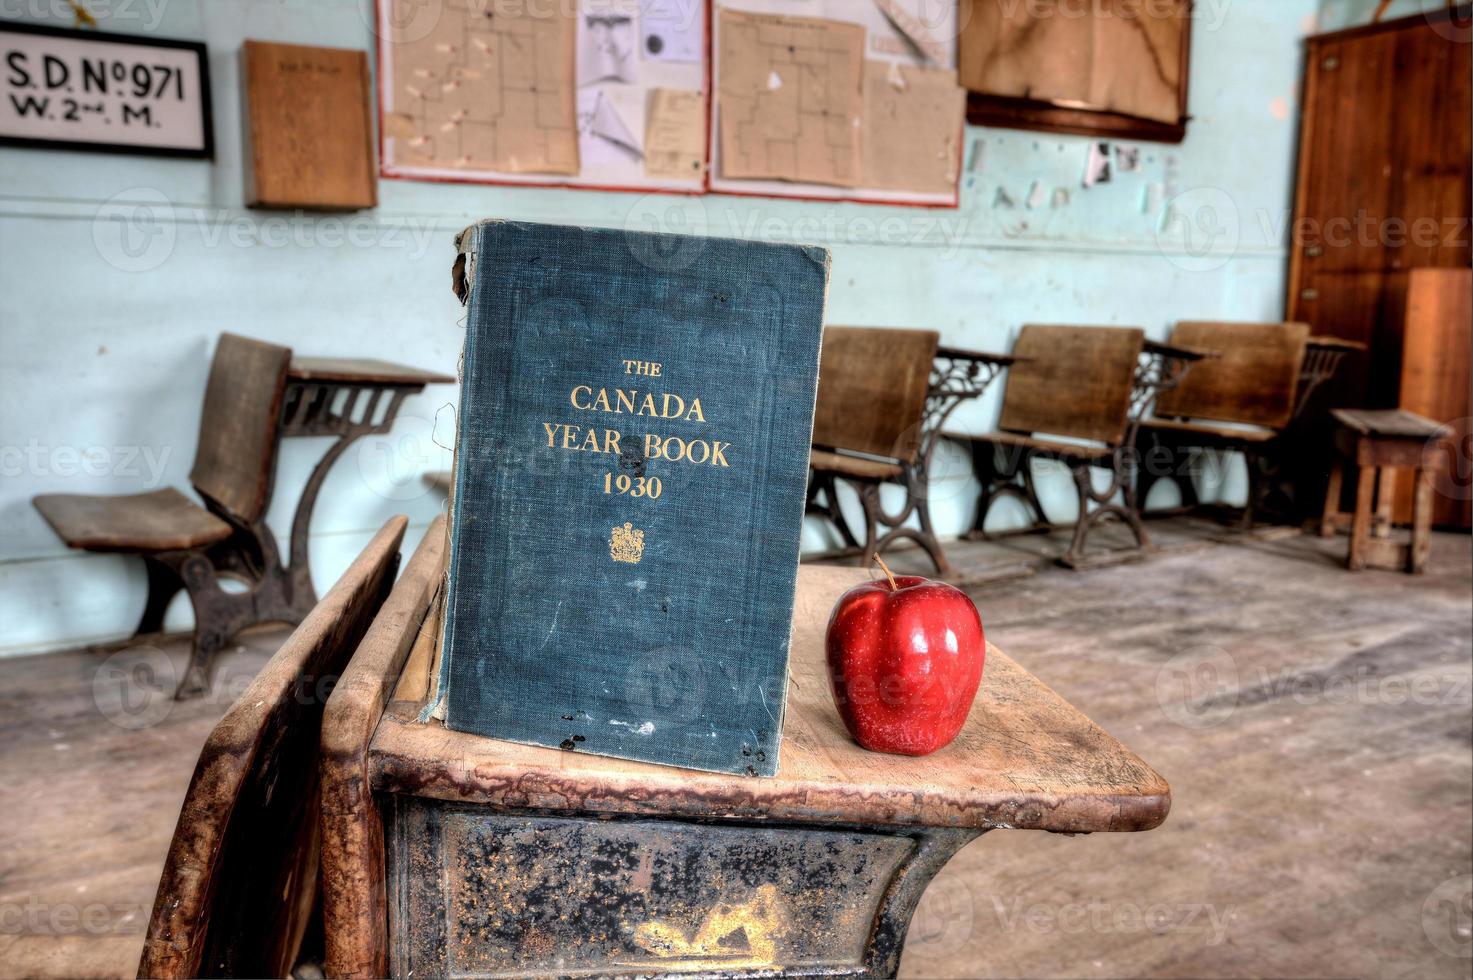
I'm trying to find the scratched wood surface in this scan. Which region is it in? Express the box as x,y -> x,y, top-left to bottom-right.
368,531 -> 1171,835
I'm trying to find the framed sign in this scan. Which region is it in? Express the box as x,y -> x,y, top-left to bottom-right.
0,21 -> 213,158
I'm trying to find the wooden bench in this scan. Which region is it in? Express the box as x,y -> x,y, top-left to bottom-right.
137,516 -> 406,978
1138,320 -> 1311,526
319,523 -> 1170,978
1319,409 -> 1448,573
33,335 -> 452,698
949,325 -> 1156,568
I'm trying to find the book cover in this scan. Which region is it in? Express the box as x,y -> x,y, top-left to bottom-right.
441,219 -> 828,776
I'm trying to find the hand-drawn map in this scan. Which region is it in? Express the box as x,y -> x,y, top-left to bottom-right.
716,9 -> 864,187
383,0 -> 579,174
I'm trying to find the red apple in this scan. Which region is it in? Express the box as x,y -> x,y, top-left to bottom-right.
825,558 -> 985,756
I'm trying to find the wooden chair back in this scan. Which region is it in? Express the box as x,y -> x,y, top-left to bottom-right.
138,516 -> 407,980
812,327 -> 939,462
1155,321 -> 1310,429
189,333 -> 292,525
999,325 -> 1145,446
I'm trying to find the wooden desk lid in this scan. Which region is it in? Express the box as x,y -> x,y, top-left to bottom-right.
368,548 -> 1170,835
288,356 -> 456,387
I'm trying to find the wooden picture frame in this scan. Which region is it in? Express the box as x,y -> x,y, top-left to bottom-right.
0,21 -> 213,158
960,0 -> 1193,144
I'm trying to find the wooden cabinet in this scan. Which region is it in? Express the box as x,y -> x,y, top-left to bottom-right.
1395,268 -> 1471,529
1287,8 -> 1471,410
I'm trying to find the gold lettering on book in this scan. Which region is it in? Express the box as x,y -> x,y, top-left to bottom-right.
540,357 -> 742,510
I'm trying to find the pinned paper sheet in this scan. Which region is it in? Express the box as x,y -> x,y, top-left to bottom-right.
717,9 -> 865,187
580,11 -> 637,85
1083,141 -> 1112,187
859,60 -> 964,196
870,0 -> 947,65
640,0 -> 703,63
578,88 -> 642,166
384,0 -> 578,174
644,88 -> 705,179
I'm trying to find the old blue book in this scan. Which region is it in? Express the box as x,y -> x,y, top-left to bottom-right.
439,219 -> 828,776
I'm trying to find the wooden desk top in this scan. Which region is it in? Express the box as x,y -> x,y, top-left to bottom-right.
288,356 -> 456,387
367,540 -> 1170,835
1332,408 -> 1447,440
1143,339 -> 1217,362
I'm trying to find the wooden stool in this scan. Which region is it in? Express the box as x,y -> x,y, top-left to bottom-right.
1320,409 -> 1447,573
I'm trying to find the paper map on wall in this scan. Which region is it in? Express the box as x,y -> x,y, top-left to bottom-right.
717,8 -> 864,187
383,0 -> 579,174
860,60 -> 964,195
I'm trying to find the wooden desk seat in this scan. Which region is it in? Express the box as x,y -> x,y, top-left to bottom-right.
1139,321 -> 1310,525
951,325 -> 1149,568
321,525 -> 1170,978
806,327 -> 945,572
138,516 -> 406,979
33,336 -> 453,698
33,487 -> 232,553
964,429 -> 1119,461
1140,417 -> 1278,443
33,333 -> 293,697
808,448 -> 904,481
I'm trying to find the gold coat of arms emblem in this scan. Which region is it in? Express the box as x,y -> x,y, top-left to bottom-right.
610,522 -> 645,564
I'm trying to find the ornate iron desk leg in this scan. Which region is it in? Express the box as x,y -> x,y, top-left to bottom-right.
272,381 -> 416,618
887,352 -> 1006,575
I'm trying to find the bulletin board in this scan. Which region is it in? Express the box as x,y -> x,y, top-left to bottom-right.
375,0 -> 964,205
376,0 -> 708,192
708,0 -> 964,206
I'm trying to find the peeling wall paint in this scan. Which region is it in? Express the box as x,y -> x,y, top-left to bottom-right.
0,0 -> 1318,654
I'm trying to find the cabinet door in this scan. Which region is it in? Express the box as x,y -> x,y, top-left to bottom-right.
1288,12 -> 1472,408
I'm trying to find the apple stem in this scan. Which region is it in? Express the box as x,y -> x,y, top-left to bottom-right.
873,554 -> 899,591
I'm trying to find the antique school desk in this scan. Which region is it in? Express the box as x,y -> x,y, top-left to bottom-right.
321,518 -> 1170,978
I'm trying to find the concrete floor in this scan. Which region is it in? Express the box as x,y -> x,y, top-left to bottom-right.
1,522 -> 1469,979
